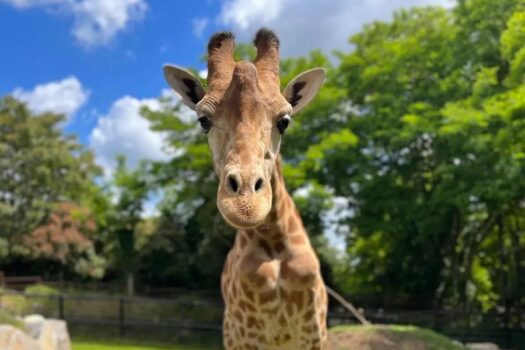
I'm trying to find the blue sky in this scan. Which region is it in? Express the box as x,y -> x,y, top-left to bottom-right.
0,1 -> 217,143
0,0 -> 453,247
0,0 -> 453,174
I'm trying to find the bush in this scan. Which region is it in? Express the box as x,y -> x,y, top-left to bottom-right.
0,308 -> 24,330
25,284 -> 60,296
2,285 -> 61,318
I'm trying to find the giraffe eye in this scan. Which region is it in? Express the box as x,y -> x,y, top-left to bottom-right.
276,114 -> 291,134
198,116 -> 212,134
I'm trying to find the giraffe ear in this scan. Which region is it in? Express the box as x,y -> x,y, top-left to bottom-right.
163,64 -> 206,110
282,68 -> 325,115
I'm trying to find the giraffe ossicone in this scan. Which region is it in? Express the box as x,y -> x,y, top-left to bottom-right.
164,28 -> 328,350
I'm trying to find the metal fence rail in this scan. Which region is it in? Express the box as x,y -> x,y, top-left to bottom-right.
0,289 -> 223,336
1,289 -> 524,349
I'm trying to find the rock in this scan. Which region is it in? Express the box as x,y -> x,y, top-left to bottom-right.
0,320 -> 71,350
23,314 -> 45,339
38,320 -> 71,350
466,343 -> 501,350
0,325 -> 40,350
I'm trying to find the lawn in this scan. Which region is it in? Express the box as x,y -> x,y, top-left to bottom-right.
73,325 -> 466,350
73,340 -> 212,350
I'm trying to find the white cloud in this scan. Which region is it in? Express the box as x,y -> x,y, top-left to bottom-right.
220,0 -> 283,30
161,88 -> 196,123
1,0 -> 147,47
12,76 -> 89,121
218,0 -> 455,57
89,95 -> 171,176
198,69 -> 208,79
2,0 -> 57,7
192,17 -> 209,38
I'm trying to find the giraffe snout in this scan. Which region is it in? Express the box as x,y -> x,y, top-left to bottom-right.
224,170 -> 266,195
217,169 -> 272,229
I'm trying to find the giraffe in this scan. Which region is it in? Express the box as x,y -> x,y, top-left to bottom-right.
163,28 -> 328,350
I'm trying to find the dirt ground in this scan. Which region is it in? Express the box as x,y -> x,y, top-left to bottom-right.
328,330 -> 427,350
327,326 -> 439,350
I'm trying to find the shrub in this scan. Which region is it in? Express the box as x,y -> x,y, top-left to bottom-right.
0,308 -> 24,330
25,284 -> 60,296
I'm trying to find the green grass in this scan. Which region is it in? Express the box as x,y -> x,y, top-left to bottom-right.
72,340 -> 211,350
73,325 -> 464,350
330,324 -> 467,350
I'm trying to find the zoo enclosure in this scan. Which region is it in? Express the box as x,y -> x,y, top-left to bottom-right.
0,288 -> 524,349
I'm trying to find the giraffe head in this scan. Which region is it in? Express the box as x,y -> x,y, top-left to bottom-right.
164,29 -> 324,229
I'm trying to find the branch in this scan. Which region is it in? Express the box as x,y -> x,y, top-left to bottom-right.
326,285 -> 371,325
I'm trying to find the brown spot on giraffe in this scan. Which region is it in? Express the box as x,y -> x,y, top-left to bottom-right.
258,238 -> 273,257
274,241 -> 285,254
258,289 -> 278,304
164,28 -> 327,350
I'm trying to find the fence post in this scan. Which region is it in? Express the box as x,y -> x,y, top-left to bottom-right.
58,294 -> 65,319
119,297 -> 125,337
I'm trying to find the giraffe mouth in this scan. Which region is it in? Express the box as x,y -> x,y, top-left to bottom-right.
217,191 -> 272,229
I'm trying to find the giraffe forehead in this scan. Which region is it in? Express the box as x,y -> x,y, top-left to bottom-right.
213,90 -> 273,130
232,61 -> 259,85
198,63 -> 289,127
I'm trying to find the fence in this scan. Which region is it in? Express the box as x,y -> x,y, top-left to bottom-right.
0,271 -> 43,290
0,289 -> 223,336
1,289 -> 524,349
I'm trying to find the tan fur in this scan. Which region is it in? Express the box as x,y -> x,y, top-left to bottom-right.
180,29 -> 328,349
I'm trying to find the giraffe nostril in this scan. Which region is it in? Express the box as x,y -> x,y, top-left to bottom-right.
254,178 -> 264,192
228,175 -> 239,193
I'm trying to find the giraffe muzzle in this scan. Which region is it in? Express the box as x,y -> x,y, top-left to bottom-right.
217,171 -> 272,229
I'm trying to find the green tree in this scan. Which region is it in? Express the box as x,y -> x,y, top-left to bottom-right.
0,97 -> 101,264
23,202 -> 106,279
141,98 -> 234,288
139,1 -> 525,317
105,156 -> 151,295
319,0 -> 525,317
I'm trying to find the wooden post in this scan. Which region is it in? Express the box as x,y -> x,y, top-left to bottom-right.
119,297 -> 125,337
58,295 -> 65,319
326,286 -> 371,326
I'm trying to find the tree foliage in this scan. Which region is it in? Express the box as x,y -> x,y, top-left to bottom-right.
0,97 -> 101,261
22,202 -> 105,278
1,0 -> 524,318
324,0 -> 525,315
136,1 -> 525,315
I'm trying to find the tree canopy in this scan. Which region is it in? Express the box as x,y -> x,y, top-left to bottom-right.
1,0 -> 524,319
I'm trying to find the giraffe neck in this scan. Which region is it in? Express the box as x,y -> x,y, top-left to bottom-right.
251,156 -> 304,242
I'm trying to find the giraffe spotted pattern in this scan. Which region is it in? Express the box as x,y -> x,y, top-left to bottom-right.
221,166 -> 328,349
163,28 -> 328,350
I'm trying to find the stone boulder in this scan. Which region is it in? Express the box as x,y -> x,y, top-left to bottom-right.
0,325 -> 39,350
0,316 -> 71,350
23,314 -> 45,339
38,320 -> 70,350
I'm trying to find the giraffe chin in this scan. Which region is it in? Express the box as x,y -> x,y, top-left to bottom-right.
217,195 -> 272,230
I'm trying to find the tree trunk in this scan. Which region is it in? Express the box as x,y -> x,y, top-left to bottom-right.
126,272 -> 134,297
